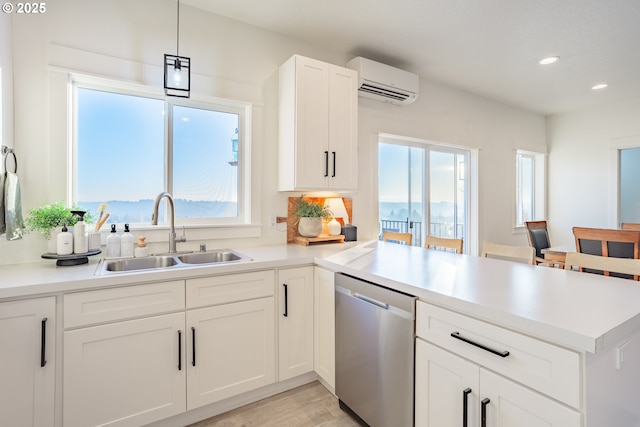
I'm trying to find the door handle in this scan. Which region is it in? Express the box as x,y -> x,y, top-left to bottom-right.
481,397 -> 490,427
191,327 -> 196,367
283,283 -> 288,317
40,318 -> 47,367
177,330 -> 182,371
463,388 -> 471,427
324,151 -> 329,177
332,151 -> 336,177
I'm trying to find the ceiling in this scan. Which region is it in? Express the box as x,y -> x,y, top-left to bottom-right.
182,0 -> 640,116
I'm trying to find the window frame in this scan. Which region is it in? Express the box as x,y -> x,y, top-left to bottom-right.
514,149 -> 546,229
70,74 -> 252,227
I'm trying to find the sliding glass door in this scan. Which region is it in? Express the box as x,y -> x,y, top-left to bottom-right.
379,136 -> 469,251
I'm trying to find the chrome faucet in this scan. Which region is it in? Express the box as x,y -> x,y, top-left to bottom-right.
151,192 -> 186,253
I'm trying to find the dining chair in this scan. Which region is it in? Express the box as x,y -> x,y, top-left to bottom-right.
382,230 -> 413,246
621,223 -> 640,230
564,252 -> 640,281
524,220 -> 562,267
480,242 -> 535,265
572,227 -> 640,280
425,235 -> 463,254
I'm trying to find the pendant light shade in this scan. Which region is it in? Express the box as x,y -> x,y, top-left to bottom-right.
164,0 -> 190,98
164,54 -> 190,97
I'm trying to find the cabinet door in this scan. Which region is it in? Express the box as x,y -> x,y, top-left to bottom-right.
278,266 -> 314,381
313,267 -> 335,389
415,339 -> 479,427
186,297 -> 276,410
0,297 -> 55,427
293,56 -> 330,190
63,313 -> 186,427
480,369 -> 581,427
328,64 -> 358,190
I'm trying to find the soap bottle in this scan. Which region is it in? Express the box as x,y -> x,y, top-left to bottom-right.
106,224 -> 121,258
134,236 -> 150,258
72,210 -> 88,254
120,224 -> 134,258
56,224 -> 73,255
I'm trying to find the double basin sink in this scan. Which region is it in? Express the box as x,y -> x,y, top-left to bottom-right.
98,249 -> 251,275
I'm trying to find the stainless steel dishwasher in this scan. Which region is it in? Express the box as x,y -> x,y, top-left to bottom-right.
335,273 -> 417,427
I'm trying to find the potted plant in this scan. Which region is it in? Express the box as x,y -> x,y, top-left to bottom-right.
293,196 -> 331,237
25,202 -> 92,251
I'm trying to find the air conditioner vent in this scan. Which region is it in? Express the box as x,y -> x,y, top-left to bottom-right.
359,83 -> 412,102
346,57 -> 419,105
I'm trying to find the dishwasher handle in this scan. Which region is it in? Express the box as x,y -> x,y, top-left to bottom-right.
353,292 -> 389,310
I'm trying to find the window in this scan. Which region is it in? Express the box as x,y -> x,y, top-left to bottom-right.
515,150 -> 546,228
73,84 -> 249,226
378,135 -> 470,251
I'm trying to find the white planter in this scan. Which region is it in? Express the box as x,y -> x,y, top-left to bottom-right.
298,217 -> 323,237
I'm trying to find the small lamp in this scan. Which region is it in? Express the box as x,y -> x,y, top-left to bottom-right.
324,198 -> 349,236
164,0 -> 190,98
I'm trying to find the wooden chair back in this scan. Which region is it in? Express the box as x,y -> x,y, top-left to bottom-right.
572,227 -> 640,280
425,236 -> 463,254
524,221 -> 552,264
481,242 -> 536,265
564,252 -> 640,281
382,230 -> 413,246
621,223 -> 640,230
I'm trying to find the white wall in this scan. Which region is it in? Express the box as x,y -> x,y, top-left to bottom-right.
547,98 -> 640,246
1,10 -> 12,154
0,0 -> 546,265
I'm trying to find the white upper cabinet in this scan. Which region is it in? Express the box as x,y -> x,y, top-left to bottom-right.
278,54 -> 358,191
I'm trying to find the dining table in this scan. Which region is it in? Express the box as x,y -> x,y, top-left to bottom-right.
541,243 -> 575,266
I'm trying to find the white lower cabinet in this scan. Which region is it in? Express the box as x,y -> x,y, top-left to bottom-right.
0,297 -> 56,427
415,339 -> 581,427
186,297 -> 275,409
63,312 -> 186,427
313,266 -> 335,389
277,266 -> 314,381
415,301 -> 582,427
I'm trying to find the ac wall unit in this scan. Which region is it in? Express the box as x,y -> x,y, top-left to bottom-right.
346,57 -> 419,105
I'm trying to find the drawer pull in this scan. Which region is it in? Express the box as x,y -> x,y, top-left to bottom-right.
481,398 -> 490,427
40,318 -> 47,367
451,331 -> 510,358
462,388 -> 471,427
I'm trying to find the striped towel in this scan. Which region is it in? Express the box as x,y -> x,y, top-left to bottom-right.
2,171 -> 24,240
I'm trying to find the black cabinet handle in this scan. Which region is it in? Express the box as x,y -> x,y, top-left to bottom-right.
178,330 -> 182,371
463,388 -> 471,427
481,398 -> 490,427
332,151 -> 336,177
283,284 -> 288,317
191,327 -> 196,367
40,318 -> 47,367
451,332 -> 510,358
324,151 -> 329,177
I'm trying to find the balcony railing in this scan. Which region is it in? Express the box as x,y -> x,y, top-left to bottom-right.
380,219 -> 464,247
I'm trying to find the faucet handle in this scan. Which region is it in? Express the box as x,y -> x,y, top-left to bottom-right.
200,244 -> 207,253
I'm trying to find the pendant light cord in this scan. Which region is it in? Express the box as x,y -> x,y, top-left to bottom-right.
176,0 -> 180,56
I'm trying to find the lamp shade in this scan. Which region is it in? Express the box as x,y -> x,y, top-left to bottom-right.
164,54 -> 191,97
324,197 -> 349,224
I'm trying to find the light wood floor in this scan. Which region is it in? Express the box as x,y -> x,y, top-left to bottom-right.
187,381 -> 361,427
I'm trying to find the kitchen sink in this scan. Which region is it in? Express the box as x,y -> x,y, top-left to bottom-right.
97,249 -> 252,275
178,250 -> 248,264
103,256 -> 179,272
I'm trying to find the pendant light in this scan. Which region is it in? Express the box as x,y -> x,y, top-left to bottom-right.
164,0 -> 190,97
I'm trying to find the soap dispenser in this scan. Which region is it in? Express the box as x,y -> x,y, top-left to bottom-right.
56,224 -> 73,255
134,236 -> 150,258
120,224 -> 134,258
71,210 -> 88,254
106,224 -> 121,258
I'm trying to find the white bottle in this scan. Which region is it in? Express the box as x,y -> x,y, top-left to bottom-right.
106,224 -> 121,258
56,224 -> 73,255
73,211 -> 88,254
120,223 -> 134,258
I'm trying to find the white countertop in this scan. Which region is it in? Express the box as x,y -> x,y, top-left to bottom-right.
4,239 -> 640,354
0,243 -> 357,299
317,241 -> 640,354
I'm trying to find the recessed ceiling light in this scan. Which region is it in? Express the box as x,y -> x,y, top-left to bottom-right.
592,83 -> 608,90
539,56 -> 560,65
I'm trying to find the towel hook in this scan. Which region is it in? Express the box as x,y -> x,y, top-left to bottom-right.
2,145 -> 17,173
